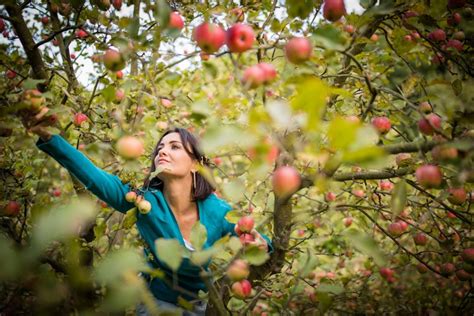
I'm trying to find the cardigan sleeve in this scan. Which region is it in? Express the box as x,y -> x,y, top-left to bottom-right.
36,135 -> 134,213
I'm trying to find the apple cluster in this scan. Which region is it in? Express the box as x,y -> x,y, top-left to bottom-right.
125,191 -> 151,214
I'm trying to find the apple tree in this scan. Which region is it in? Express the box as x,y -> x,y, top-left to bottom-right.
0,0 -> 473,314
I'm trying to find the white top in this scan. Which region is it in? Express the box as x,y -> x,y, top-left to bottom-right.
183,238 -> 195,251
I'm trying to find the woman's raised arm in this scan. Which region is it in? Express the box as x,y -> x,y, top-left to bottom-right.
36,135 -> 134,213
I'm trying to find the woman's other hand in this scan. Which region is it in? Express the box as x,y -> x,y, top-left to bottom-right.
20,106 -> 54,141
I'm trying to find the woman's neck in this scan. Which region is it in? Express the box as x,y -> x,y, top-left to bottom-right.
162,176 -> 195,217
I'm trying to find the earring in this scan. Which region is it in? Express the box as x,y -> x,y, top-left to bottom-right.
192,171 -> 197,191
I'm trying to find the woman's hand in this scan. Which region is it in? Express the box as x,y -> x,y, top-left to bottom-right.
20,106 -> 54,141
234,226 -> 268,252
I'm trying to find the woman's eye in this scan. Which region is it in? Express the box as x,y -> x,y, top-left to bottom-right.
172,145 -> 180,149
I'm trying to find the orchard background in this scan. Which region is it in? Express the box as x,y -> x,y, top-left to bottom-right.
1,0 -> 473,314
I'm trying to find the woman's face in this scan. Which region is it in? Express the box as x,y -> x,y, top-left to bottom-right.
154,132 -> 196,179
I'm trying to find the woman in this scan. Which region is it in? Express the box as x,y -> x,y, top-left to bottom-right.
24,109 -> 272,315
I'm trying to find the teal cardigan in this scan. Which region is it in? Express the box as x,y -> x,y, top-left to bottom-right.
36,135 -> 272,304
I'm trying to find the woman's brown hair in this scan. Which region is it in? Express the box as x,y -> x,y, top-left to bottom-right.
143,127 -> 214,201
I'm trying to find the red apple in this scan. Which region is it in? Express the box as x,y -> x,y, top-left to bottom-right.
237,216 -> 254,233
213,157 -> 222,166
160,98 -> 172,108
325,192 -> 336,202
103,48 -> 125,71
404,35 -> 413,42
370,34 -> 379,42
447,12 -> 462,26
112,0 -> 122,10
446,39 -> 463,52
447,187 -> 467,205
452,31 -> 465,41
285,37 -> 312,64
125,191 -> 137,202
3,201 -> 20,217
73,112 -> 88,127
428,29 -> 446,42
52,188 -> 61,197
379,267 -> 394,279
415,164 -> 443,188
231,279 -> 252,299
461,248 -> 474,264
413,233 -> 428,246
193,22 -> 226,53
323,0 -> 346,22
116,70 -> 124,79
371,116 -> 391,135
379,180 -> 394,191
116,136 -> 144,159
242,65 -> 265,89
0,18 -> 5,32
411,32 -> 421,40
343,217 -> 353,227
138,200 -> 151,214
418,113 -> 442,135
257,63 -> 277,83
272,166 -> 301,198
226,23 -> 255,53
456,269 -> 471,281
227,259 -> 250,281
440,263 -> 455,276
41,16 -> 49,24
75,29 -> 88,39
352,189 -> 365,198
387,222 -> 403,236
418,101 -> 432,113
239,233 -> 255,245
70,53 -> 76,59
344,24 -> 355,34
431,146 -> 458,161
168,12 -> 184,30
395,153 -> 413,167
6,70 -> 16,79
115,89 -> 125,102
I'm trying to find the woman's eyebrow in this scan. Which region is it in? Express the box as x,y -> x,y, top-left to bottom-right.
157,140 -> 183,148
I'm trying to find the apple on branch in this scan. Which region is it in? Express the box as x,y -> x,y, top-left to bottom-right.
193,22 -> 226,53
272,166 -> 301,198
285,37 -> 312,64
116,136 -> 144,159
226,23 -> 255,53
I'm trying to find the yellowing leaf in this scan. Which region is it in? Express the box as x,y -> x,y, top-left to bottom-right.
190,221 -> 207,251
155,239 -> 184,271
290,77 -> 330,130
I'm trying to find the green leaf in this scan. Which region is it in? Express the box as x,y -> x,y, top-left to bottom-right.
122,208 -> 138,229
101,85 -> 116,103
155,238 -> 184,271
344,229 -> 387,266
297,250 -> 318,277
317,283 -> 344,295
31,198 -> 97,253
327,117 -> 360,150
221,179 -> 246,202
290,77 -> 330,130
201,124 -> 257,153
312,24 -> 346,51
342,146 -> 385,164
190,221 -> 207,251
190,246 -> 221,266
0,235 -> 21,280
286,0 -> 314,18
224,210 -> 240,224
95,249 -> 149,284
242,244 -> 270,266
391,180 -> 407,221
452,79 -> 462,96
